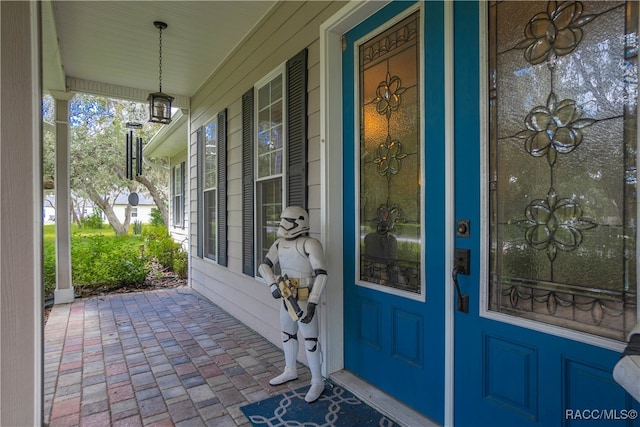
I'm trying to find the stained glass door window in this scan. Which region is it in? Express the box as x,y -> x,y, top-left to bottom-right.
358,11 -> 422,295
488,1 -> 637,340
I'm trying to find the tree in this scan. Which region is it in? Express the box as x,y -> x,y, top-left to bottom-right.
43,93 -> 169,235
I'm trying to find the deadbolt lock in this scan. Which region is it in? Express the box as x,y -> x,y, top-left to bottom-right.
456,219 -> 470,238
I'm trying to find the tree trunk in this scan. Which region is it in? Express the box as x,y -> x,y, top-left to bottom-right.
85,186 -> 128,236
70,197 -> 82,227
136,174 -> 169,226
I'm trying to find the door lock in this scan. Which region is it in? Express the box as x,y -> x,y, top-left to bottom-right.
452,248 -> 470,313
456,219 -> 470,238
454,248 -> 470,275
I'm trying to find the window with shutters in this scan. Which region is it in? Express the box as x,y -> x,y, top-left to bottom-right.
242,49 -> 307,276
255,66 -> 285,266
172,162 -> 185,228
203,119 -> 218,261
197,110 -> 227,264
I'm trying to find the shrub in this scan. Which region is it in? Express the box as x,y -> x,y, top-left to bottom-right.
143,225 -> 180,269
149,208 -> 165,226
43,244 -> 57,298
133,220 -> 143,235
173,248 -> 188,279
80,210 -> 104,229
71,234 -> 150,293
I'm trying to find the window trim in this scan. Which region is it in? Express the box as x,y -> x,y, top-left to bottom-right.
202,117 -> 218,262
172,162 -> 185,228
254,64 -> 287,275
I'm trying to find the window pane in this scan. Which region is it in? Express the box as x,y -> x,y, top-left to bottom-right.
258,85 -> 270,110
204,189 -> 217,260
488,1 -> 637,340
256,73 -> 284,179
173,165 -> 182,194
173,165 -> 182,226
272,102 -> 283,126
358,11 -> 422,294
270,75 -> 282,103
204,121 -> 217,189
257,178 -> 282,268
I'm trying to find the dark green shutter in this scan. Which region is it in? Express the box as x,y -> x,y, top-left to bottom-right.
180,162 -> 185,228
286,48 -> 308,209
242,88 -> 255,276
194,127 -> 203,258
217,109 -> 228,267
174,161 -> 185,228
171,164 -> 177,224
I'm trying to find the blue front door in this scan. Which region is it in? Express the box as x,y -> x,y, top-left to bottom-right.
453,2 -> 639,426
343,1 -> 639,426
342,1 -> 446,422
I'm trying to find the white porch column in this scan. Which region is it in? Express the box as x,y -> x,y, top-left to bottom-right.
0,1 -> 43,425
50,90 -> 75,304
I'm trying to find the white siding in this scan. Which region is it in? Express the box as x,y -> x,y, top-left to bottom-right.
188,1 -> 345,352
113,204 -> 155,224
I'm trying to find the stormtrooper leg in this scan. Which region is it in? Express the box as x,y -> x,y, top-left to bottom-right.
270,302 -> 299,386
614,322 -> 640,403
299,313 -> 324,403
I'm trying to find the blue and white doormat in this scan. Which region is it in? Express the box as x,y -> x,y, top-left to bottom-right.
240,383 -> 401,427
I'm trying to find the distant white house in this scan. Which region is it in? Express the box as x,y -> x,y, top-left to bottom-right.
43,194 -> 56,224
112,192 -> 156,224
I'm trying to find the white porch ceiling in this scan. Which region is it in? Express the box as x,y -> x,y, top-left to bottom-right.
43,1 -> 276,106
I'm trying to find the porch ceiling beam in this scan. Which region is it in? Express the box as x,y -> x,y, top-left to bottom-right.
66,77 -> 190,109
42,0 -> 66,92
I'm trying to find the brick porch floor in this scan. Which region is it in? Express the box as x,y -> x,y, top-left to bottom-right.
43,288 -> 311,426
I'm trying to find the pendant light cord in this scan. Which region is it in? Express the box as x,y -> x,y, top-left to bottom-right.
158,26 -> 163,93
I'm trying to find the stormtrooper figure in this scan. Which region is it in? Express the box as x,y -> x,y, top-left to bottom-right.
614,322 -> 640,403
258,206 -> 328,403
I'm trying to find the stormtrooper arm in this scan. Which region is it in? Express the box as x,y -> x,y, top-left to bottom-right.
614,322 -> 640,403
258,240 -> 279,296
305,238 -> 328,305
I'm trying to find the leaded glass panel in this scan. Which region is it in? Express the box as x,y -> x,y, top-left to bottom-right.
358,11 -> 422,294
488,1 -> 637,340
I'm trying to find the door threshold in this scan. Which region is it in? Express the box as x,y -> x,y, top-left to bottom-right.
329,370 -> 441,427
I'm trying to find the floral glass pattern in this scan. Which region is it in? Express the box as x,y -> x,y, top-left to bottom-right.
358,12 -> 421,293
489,1 -> 637,340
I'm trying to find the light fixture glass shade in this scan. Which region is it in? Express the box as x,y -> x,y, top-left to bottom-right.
148,92 -> 174,124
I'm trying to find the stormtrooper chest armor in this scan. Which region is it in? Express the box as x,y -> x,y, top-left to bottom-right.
277,237 -> 313,280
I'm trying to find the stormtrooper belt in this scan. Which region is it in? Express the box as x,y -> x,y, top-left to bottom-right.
288,277 -> 313,301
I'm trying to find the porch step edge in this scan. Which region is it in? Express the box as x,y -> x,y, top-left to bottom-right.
329,370 -> 441,427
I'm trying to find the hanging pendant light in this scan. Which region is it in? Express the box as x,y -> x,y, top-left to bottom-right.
148,21 -> 174,124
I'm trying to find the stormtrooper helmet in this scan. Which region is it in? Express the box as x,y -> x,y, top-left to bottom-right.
278,206 -> 310,239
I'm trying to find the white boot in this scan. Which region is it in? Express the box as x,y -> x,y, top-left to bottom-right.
613,354 -> 640,402
614,323 -> 640,403
270,366 -> 298,386
304,338 -> 324,403
305,380 -> 325,403
270,333 -> 299,386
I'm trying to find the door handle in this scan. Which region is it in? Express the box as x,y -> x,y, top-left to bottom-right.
452,249 -> 470,313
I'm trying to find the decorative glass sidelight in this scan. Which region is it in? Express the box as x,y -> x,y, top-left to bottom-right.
358,11 -> 422,294
488,1 -> 637,340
